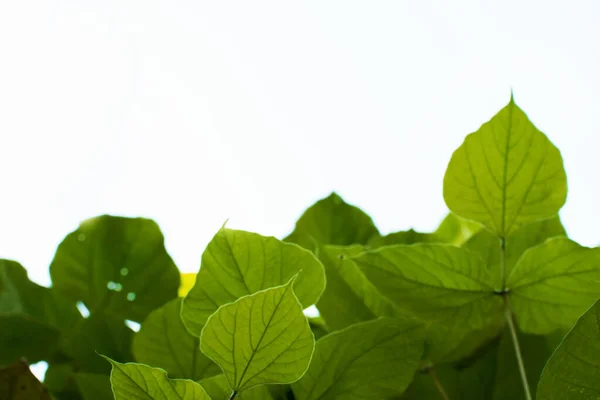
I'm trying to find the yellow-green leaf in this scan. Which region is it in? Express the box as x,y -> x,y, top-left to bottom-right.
443,97 -> 567,237
182,228 -> 324,336
200,280 -> 314,393
106,358 -> 210,400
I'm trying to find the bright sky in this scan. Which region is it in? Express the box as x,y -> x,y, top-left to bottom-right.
1,1 -> 599,287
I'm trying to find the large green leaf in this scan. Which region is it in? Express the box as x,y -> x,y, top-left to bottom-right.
316,245 -> 400,331
465,216 -> 566,284
292,317 -> 424,400
105,358 -> 211,399
132,298 -> 220,381
443,97 -> 567,237
0,260 -> 81,364
182,228 -> 325,336
537,300 -> 600,399
60,312 -> 134,374
49,215 -> 180,322
352,244 -> 504,361
507,237 -> 600,333
200,374 -> 273,400
285,192 -> 379,251
200,280 -> 314,393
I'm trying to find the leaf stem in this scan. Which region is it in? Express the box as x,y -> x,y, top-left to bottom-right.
429,368 -> 450,400
499,237 -> 507,289
229,390 -> 238,400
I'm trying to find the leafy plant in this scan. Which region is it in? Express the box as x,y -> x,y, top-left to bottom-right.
1,95 -> 599,399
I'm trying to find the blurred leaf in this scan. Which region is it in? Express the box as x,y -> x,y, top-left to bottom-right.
434,213 -> 482,245
49,215 -> 180,322
292,317 -> 424,400
352,244 -> 503,361
182,228 -> 324,336
0,260 -> 81,364
285,192 -> 379,251
507,237 -> 600,333
537,300 -> 600,399
465,216 -> 566,283
200,280 -> 314,393
316,245 -> 400,331
443,97 -> 567,237
200,374 -> 273,400
60,313 -> 134,374
179,273 -> 197,298
0,359 -> 51,400
74,373 -> 113,400
133,298 -> 220,381
367,229 -> 440,248
105,358 -> 210,399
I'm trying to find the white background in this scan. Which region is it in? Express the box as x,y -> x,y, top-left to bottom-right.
1,1 -> 599,287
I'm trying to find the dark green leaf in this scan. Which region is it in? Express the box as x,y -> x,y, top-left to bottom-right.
285,192 -> 379,251
0,260 -> 81,364
132,298 -> 220,381
49,215 -> 180,322
507,237 -> 600,333
443,97 -> 567,237
200,280 -> 314,393
105,358 -> 210,399
537,300 -> 600,399
182,228 -> 325,336
74,373 -> 113,400
316,245 -> 400,331
292,317 -> 424,400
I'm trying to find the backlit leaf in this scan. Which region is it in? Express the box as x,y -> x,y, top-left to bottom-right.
443,97 -> 567,237
105,358 -> 210,400
285,192 -> 379,251
537,300 -> 600,399
352,244 -> 503,361
200,374 -> 273,400
507,237 -> 600,333
200,279 -> 314,393
132,298 -> 220,381
465,216 -> 566,283
292,317 -> 424,400
49,215 -> 180,322
435,213 -> 482,246
182,228 -> 325,336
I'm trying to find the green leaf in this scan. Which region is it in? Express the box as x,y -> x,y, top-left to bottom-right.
443,97 -> 567,237
316,245 -> 400,331
537,300 -> 600,399
434,213 -> 482,245
465,216 -> 566,283
132,298 -> 220,381
367,229 -> 441,248
352,244 -> 504,361
200,374 -> 273,400
0,359 -> 52,400
74,373 -> 113,400
0,260 -> 81,364
507,237 -> 600,333
291,317 -> 424,400
49,215 -> 180,322
285,192 -> 379,251
182,228 -> 325,336
200,279 -> 314,393
61,313 -> 134,374
105,358 -> 211,400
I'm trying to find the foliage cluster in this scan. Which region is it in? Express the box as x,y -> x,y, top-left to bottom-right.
2,96 -> 599,399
